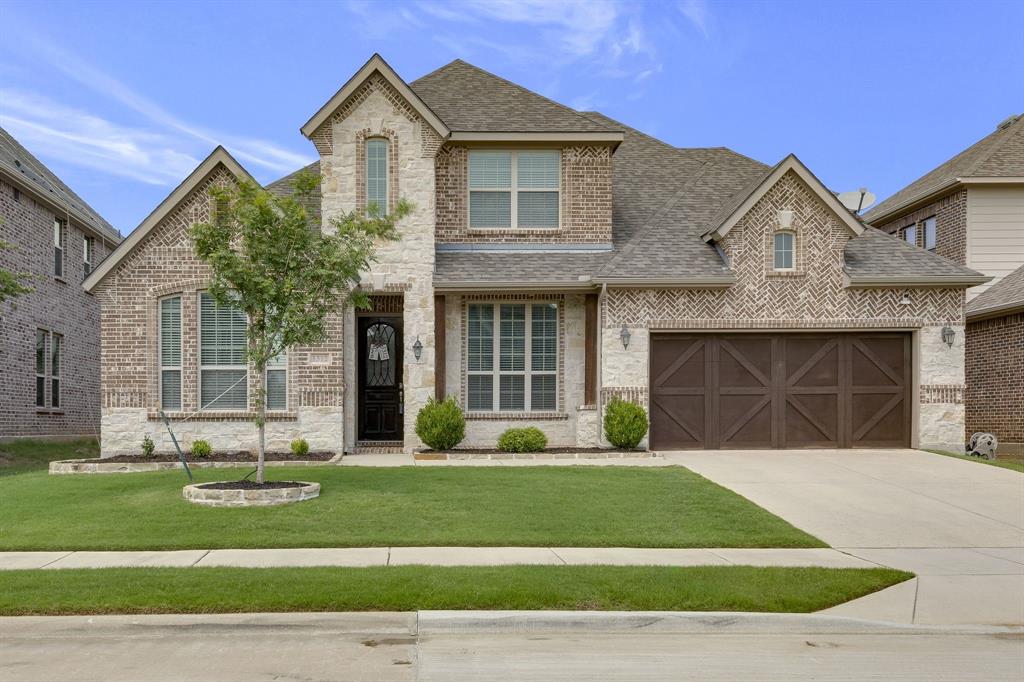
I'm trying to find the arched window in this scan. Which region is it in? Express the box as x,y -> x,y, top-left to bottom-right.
773,231 -> 795,271
366,138 -> 388,216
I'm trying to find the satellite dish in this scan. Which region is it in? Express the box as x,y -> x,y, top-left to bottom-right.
838,188 -> 876,214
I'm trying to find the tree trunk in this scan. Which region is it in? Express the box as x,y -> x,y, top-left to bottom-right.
257,363 -> 267,485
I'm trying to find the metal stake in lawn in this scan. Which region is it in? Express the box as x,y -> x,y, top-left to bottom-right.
159,410 -> 193,482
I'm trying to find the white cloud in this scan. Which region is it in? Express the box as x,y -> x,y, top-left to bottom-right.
679,0 -> 712,38
0,90 -> 199,185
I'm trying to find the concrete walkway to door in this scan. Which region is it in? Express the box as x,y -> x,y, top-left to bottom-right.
669,448 -> 1024,625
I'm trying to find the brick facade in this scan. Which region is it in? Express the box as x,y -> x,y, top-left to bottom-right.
434,144 -> 613,244
966,312 -> 1024,450
0,176 -> 112,437
874,190 -> 968,265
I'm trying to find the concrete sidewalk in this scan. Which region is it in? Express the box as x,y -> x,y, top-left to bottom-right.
0,546 -> 881,570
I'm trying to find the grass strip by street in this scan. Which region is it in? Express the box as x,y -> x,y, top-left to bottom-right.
0,466 -> 824,551
923,449 -> 1024,473
0,565 -> 911,616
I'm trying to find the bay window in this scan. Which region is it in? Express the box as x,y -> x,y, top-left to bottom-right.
469,150 -> 560,229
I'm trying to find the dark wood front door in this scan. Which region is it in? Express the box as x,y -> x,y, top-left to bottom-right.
358,316 -> 403,441
650,333 -> 910,450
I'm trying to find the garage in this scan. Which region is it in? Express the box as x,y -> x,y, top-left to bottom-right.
649,332 -> 911,450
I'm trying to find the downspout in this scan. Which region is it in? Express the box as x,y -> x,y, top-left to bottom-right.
597,282 -> 608,447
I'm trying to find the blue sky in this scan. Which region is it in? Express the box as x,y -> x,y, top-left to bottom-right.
1,0 -> 1022,234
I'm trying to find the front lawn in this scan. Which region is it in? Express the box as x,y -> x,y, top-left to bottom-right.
923,449 -> 1024,473
0,466 -> 824,550
0,438 -> 98,476
0,565 -> 910,616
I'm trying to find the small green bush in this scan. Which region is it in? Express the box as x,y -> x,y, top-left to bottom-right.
190,440 -> 212,458
497,427 -> 548,453
415,397 -> 466,451
290,439 -> 310,457
141,436 -> 155,457
604,398 -> 649,449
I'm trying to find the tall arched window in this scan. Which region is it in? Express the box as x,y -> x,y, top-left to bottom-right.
773,231 -> 795,271
366,138 -> 388,216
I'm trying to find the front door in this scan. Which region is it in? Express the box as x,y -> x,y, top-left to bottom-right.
358,316 -> 403,441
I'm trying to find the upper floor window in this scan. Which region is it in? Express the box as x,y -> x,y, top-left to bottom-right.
13,187 -> 20,202
923,216 -> 936,251
83,236 -> 95,278
199,293 -> 248,410
469,150 -> 560,229
366,138 -> 388,217
53,218 -> 66,278
773,231 -> 795,271
159,296 -> 182,410
903,224 -> 917,246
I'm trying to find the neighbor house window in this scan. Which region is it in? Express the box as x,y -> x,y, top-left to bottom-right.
53,218 -> 65,278
159,296 -> 182,410
83,236 -> 94,278
50,333 -> 62,408
773,231 -> 795,270
468,150 -> 560,229
13,187 -> 20,202
366,138 -> 388,216
903,224 -> 917,246
199,293 -> 248,410
266,351 -> 287,410
35,330 -> 46,407
466,303 -> 557,412
923,216 -> 936,251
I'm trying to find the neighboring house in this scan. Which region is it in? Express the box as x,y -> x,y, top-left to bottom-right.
865,114 -> 1023,453
84,55 -> 985,457
0,127 -> 121,438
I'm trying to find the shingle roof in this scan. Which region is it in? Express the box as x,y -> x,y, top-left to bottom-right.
843,227 -> 986,282
410,60 -> 618,133
967,262 -> 1024,319
265,161 -> 321,226
864,113 -> 1024,224
434,250 -> 607,286
0,126 -> 120,242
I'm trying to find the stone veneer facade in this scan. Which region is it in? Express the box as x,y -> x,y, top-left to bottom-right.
0,176 -> 113,437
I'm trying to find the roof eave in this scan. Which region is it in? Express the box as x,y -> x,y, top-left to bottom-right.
843,273 -> 992,289
966,300 -> 1024,321
433,278 -> 598,293
594,276 -> 736,288
448,131 -> 623,149
0,165 -> 121,244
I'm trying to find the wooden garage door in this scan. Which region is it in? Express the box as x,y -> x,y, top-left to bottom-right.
649,333 -> 911,449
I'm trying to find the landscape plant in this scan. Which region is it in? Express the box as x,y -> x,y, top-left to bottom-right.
190,440 -> 212,458
497,427 -> 548,453
415,397 -> 466,450
141,436 -> 155,457
604,398 -> 649,449
290,439 -> 309,457
190,172 -> 410,483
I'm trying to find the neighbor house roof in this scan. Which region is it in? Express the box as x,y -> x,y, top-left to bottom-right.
0,126 -> 121,243
966,262 -> 1024,320
842,227 -> 989,287
864,113 -> 1024,224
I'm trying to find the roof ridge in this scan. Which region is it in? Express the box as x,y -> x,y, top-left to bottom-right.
410,58 -> 466,85
963,112 -> 1024,177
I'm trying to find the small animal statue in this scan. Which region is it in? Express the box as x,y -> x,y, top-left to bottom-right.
967,432 -> 998,461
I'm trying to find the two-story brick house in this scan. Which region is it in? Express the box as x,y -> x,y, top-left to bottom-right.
84,55 -> 986,456
865,113 -> 1024,453
0,127 -> 121,438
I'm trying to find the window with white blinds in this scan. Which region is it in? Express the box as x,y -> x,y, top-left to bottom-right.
199,293 -> 248,410
466,303 -> 558,412
468,150 -> 560,229
51,333 -> 62,408
35,329 -> 46,407
366,138 -> 388,216
266,351 -> 287,410
160,296 -> 182,410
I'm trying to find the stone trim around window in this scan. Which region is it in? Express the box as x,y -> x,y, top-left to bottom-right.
354,128 -> 399,215
459,293 -> 566,418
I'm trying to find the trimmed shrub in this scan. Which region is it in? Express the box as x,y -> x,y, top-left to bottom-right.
290,439 -> 310,457
190,440 -> 212,458
497,427 -> 548,453
415,397 -> 466,451
603,398 -> 649,449
141,436 -> 155,457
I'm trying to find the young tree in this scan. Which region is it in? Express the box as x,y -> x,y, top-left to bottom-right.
0,238 -> 34,307
190,174 -> 409,483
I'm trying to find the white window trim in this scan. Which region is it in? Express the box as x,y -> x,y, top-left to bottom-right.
466,302 -> 558,412
197,292 -> 249,411
904,224 -> 917,246
53,218 -> 65,279
50,332 -> 62,409
35,329 -> 47,408
772,230 -> 796,271
923,216 -> 937,251
365,137 -> 388,216
467,150 -> 562,230
159,295 -> 182,410
83,236 -> 94,278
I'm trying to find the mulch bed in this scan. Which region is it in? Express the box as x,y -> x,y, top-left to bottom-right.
196,480 -> 308,490
423,447 -> 647,455
73,451 -> 336,463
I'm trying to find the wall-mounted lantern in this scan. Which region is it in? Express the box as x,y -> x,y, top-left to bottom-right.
412,336 -> 423,361
941,326 -> 955,348
619,326 -> 631,350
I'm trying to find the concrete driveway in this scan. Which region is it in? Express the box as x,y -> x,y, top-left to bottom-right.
668,449 -> 1024,625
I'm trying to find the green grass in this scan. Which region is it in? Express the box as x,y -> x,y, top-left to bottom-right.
0,438 -> 99,476
0,466 -> 824,550
0,565 -> 911,616
923,449 -> 1024,473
